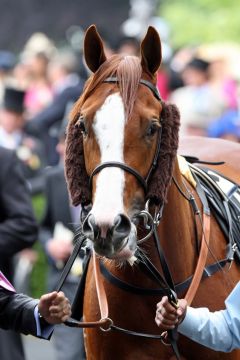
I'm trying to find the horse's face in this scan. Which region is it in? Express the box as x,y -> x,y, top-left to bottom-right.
68,26 -> 163,260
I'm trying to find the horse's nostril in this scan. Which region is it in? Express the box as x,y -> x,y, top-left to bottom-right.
82,214 -> 99,240
113,214 -> 131,239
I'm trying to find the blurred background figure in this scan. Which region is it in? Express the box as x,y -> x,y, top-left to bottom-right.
0,50 -> 16,103
22,52 -> 53,118
121,0 -> 172,101
170,57 -> 230,136
0,146 -> 38,360
116,35 -> 140,56
207,109 -> 240,143
0,87 -> 45,183
39,104 -> 85,360
25,50 -> 84,166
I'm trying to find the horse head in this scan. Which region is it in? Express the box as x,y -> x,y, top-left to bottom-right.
65,25 -> 180,260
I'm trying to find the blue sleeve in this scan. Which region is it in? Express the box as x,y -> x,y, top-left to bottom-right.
34,306 -> 54,339
178,282 -> 240,352
222,282 -> 240,351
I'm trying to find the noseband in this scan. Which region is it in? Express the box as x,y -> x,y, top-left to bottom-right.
89,77 -> 163,195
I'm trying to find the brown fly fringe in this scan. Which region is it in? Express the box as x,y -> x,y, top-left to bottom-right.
147,103 -> 180,205
65,119 -> 91,206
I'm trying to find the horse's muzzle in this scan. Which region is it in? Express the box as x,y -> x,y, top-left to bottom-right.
82,213 -> 132,257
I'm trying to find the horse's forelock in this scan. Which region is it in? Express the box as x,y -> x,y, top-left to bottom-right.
73,55 -> 142,121
116,56 -> 142,120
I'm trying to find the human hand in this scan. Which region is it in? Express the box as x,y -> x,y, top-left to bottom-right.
38,291 -> 71,324
155,296 -> 187,331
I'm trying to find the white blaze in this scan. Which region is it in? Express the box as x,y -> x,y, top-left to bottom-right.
91,93 -> 125,226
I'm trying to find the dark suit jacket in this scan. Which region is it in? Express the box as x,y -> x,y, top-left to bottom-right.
0,146 -> 38,279
41,165 -> 73,232
0,146 -> 38,360
39,165 -> 79,290
25,80 -> 83,165
0,287 -> 38,335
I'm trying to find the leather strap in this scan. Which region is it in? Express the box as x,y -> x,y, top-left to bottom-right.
99,255 -> 228,297
92,252 -> 109,319
103,77 -> 162,101
185,213 -> 210,304
65,253 -> 112,330
185,179 -> 211,305
56,234 -> 86,292
89,162 -> 148,193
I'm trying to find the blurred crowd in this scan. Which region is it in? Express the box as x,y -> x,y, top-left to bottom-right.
1,31 -> 240,192
166,47 -> 240,141
0,27 -> 240,360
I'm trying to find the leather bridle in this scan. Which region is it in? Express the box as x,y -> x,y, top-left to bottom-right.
89,77 -> 163,195
86,77 -> 181,359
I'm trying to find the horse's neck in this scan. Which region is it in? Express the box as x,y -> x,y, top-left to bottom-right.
155,160 -> 197,283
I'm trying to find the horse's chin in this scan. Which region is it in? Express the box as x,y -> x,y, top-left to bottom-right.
93,239 -> 137,261
108,244 -> 136,261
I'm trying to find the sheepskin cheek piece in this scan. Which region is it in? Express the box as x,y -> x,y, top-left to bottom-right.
64,103 -> 180,207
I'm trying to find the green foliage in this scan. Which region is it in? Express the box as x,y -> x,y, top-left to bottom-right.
30,193 -> 48,298
30,242 -> 48,298
31,193 -> 46,222
159,0 -> 240,48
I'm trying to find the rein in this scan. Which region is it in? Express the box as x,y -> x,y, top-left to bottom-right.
173,175 -> 211,305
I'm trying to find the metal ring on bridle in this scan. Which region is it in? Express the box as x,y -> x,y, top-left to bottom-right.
132,199 -> 156,244
160,331 -> 172,347
100,317 -> 114,332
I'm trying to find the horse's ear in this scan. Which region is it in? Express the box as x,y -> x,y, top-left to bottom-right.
84,25 -> 107,73
140,26 -> 162,76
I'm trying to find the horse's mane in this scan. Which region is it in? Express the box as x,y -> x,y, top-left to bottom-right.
65,54 -> 180,207
71,55 -> 142,121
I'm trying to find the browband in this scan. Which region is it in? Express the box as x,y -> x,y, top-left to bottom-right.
103,77 -> 162,102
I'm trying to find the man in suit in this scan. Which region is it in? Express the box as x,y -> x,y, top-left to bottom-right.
39,109 -> 86,359
0,87 -> 46,182
0,145 -> 38,360
0,271 -> 71,337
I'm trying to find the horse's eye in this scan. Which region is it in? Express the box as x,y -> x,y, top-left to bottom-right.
146,121 -> 159,137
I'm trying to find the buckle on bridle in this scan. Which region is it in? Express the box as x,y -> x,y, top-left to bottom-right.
160,331 -> 172,346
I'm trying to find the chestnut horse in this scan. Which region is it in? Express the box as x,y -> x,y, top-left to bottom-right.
65,25 -> 240,360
